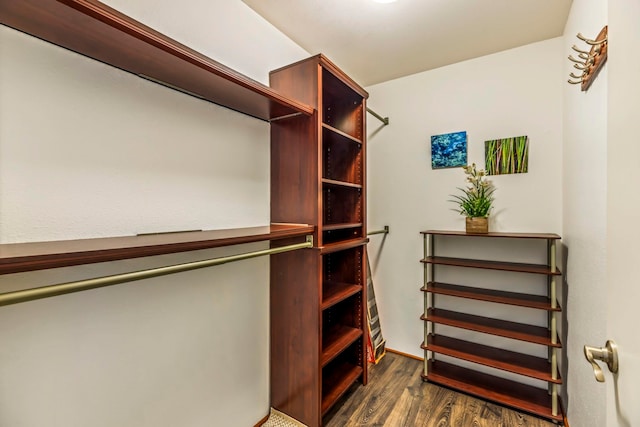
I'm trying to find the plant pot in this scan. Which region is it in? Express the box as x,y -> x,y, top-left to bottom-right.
466,217 -> 488,234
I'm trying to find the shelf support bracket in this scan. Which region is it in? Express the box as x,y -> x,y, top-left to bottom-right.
367,225 -> 389,236
366,107 -> 389,126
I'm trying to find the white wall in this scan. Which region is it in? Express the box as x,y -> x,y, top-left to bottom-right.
366,38 -> 563,364
562,0 -> 608,426
607,1 -> 640,425
0,1 -> 308,426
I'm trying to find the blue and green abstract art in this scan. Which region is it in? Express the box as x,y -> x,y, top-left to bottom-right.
431,131 -> 467,169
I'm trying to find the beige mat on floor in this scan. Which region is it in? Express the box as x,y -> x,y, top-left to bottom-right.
262,408 -> 307,427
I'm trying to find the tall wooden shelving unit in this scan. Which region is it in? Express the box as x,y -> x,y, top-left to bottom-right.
420,230 -> 563,423
270,54 -> 369,427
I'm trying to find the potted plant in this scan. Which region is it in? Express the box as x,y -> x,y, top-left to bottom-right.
450,163 -> 495,233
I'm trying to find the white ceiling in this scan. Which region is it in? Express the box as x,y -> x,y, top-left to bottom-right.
242,0 -> 572,87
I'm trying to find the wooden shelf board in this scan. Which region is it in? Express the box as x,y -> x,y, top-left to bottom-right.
322,123 -> 363,145
322,222 -> 363,232
0,0 -> 313,121
421,230 -> 561,240
322,282 -> 362,310
422,308 -> 561,347
421,256 -> 561,276
423,282 -> 561,311
422,334 -> 561,383
320,238 -> 368,254
0,223 -> 314,275
322,178 -> 363,189
321,326 -> 362,367
423,360 -> 563,422
321,362 -> 363,415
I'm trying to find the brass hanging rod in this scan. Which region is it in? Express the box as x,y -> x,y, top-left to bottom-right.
366,107 -> 389,126
368,225 -> 390,236
0,236 -> 313,307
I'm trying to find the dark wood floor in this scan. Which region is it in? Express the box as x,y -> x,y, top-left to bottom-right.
323,351 -> 557,427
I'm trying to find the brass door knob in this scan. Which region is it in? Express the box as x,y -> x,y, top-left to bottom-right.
584,340 -> 618,382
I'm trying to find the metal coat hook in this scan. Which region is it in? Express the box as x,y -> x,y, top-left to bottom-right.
577,32 -> 608,45
567,26 -> 608,91
571,45 -> 590,55
568,55 -> 585,63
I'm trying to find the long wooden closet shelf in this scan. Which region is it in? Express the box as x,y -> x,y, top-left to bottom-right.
0,224 -> 314,275
0,0 -> 314,121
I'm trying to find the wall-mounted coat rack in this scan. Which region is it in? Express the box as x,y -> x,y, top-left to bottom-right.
568,25 -> 608,92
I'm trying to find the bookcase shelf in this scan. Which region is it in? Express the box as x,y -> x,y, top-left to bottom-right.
322,222 -> 364,232
322,282 -> 362,310
321,361 -> 363,415
322,179 -> 363,189
322,326 -> 363,367
322,123 -> 363,145
320,238 -> 368,255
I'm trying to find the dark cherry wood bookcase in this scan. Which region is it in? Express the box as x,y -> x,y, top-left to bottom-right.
269,55 -> 369,427
420,230 -> 563,422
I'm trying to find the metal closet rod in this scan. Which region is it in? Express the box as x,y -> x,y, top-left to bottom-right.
368,225 -> 390,236
366,107 -> 389,126
0,235 -> 313,308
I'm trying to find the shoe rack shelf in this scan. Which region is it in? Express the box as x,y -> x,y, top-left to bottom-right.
420,230 -> 563,423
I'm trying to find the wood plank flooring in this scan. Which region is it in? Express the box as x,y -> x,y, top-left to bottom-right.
323,352 -> 557,427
